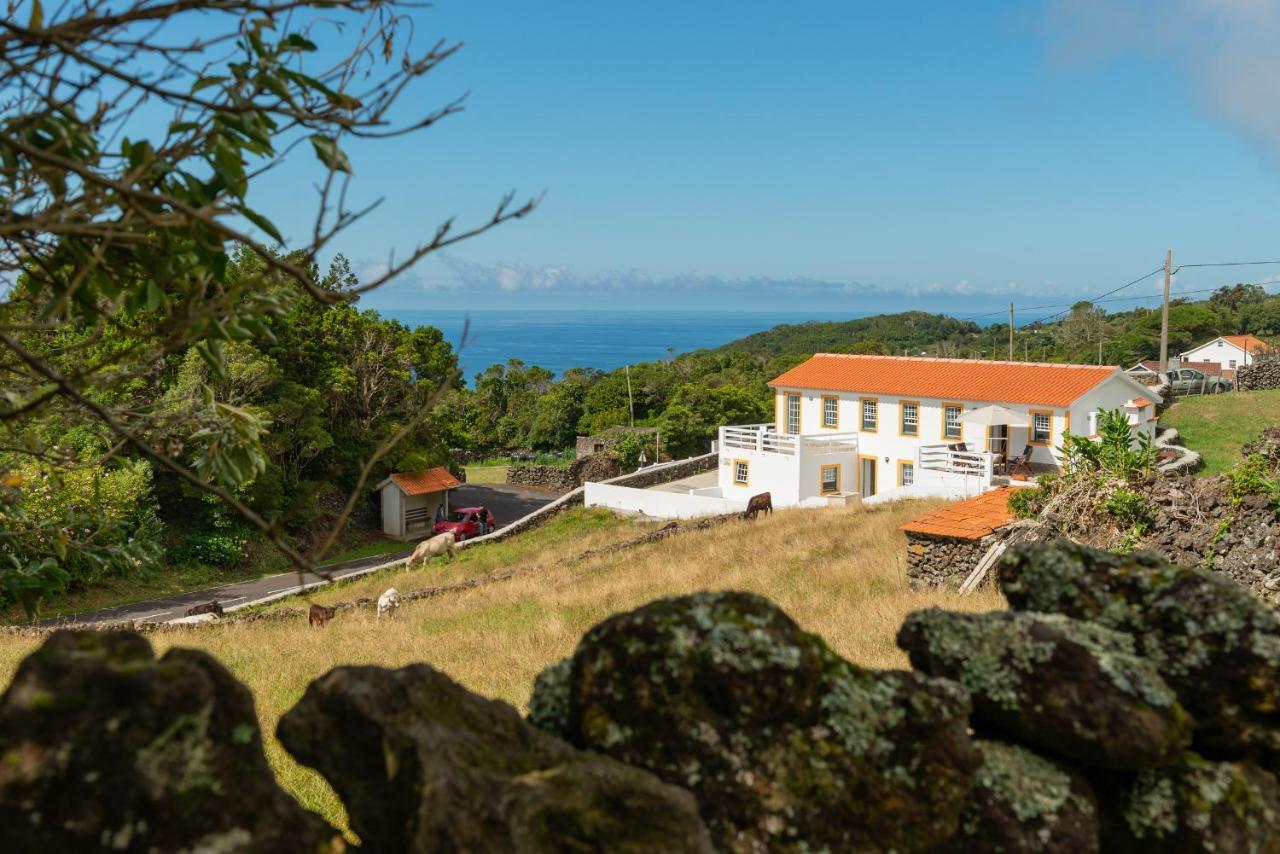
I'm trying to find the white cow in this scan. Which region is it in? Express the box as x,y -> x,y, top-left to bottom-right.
376,587 -> 400,619
409,531 -> 456,569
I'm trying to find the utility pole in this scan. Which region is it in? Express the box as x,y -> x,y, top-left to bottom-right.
1098,338 -> 1104,365
1008,302 -> 1014,361
624,364 -> 634,427
1023,341 -> 1028,361
1159,249 -> 1173,377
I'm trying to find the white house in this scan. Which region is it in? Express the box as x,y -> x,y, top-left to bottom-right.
376,467 -> 460,540
717,354 -> 1162,507
1180,334 -> 1272,378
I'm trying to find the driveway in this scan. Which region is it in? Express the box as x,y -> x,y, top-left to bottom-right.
37,483 -> 561,627
451,482 -> 562,528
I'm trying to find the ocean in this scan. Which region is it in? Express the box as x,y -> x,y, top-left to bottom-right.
380,309 -> 863,381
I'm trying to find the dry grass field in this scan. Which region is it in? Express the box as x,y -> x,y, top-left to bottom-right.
0,501 -> 1005,834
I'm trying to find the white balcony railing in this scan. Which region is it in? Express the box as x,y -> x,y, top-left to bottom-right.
802,432 -> 861,455
719,424 -> 799,456
719,425 -> 859,458
918,443 -> 995,481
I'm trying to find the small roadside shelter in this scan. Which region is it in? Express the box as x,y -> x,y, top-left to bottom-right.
376,467 -> 461,540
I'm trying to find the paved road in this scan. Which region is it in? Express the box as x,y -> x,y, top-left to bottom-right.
36,483 -> 561,628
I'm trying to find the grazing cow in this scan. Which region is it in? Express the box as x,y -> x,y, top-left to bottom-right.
409,531 -> 456,569
376,587 -> 400,620
309,603 -> 337,628
185,600 -> 224,618
742,492 -> 773,520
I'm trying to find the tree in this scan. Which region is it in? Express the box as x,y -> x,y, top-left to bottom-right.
0,1 -> 535,610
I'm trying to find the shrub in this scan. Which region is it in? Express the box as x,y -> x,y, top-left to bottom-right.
175,530 -> 249,569
1007,487 -> 1045,519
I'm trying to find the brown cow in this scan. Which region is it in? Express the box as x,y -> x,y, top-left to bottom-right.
309,603 -> 337,628
185,600 -> 223,618
743,492 -> 773,520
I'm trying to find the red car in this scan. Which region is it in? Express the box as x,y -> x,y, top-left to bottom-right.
433,505 -> 496,541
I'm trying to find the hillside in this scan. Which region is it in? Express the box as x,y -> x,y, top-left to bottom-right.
0,502 -> 1002,833
714,311 -> 989,358
1161,389 -> 1280,474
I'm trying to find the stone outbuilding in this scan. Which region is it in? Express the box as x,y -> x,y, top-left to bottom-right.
575,426 -> 658,459
900,487 -> 1018,588
376,467 -> 461,540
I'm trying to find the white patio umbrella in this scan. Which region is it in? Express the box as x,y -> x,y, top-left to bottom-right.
961,404 -> 1030,428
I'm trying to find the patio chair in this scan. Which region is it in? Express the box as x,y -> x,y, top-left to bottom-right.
1009,445 -> 1034,477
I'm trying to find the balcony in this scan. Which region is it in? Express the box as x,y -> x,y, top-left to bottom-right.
719,424 -> 859,457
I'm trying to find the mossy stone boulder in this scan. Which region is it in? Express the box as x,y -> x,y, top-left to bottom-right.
939,740 -> 1099,853
529,590 -> 980,853
999,540 -> 1280,761
0,630 -> 342,853
1099,752 -> 1280,853
898,608 -> 1191,770
277,662 -> 711,853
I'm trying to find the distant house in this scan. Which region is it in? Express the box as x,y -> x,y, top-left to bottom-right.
376,467 -> 460,540
716,354 -> 1161,508
1180,334 -> 1273,379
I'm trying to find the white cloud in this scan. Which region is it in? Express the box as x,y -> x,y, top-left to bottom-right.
1045,0 -> 1280,158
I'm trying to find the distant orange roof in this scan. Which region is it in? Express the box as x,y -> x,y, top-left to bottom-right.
900,487 -> 1018,541
769,355 -> 1118,408
388,467 -> 460,495
1222,334 -> 1273,355
1126,397 -> 1153,408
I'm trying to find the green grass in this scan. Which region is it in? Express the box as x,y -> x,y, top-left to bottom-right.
1161,389 -> 1280,475
321,538 -> 409,563
463,465 -> 509,484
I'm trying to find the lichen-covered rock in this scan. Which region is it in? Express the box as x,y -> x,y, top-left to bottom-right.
939,740 -> 1099,853
999,540 -> 1280,761
898,608 -> 1190,770
0,630 -> 343,853
530,590 -> 980,853
526,655 -> 571,738
1099,753 -> 1280,853
277,662 -> 712,853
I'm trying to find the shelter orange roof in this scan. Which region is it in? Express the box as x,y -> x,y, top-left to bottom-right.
1126,397 -> 1153,408
769,355 -> 1118,408
389,467 -> 460,496
899,487 -> 1018,541
1222,334 -> 1273,355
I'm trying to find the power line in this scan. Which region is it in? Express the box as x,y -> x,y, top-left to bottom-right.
1175,259 -> 1280,272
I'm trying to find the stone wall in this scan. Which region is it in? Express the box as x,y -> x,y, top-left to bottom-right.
506,464 -> 578,491
1237,359 -> 1280,391
904,532 -> 993,589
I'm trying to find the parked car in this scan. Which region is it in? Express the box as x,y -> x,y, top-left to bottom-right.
433,506 -> 497,541
1170,368 -> 1232,395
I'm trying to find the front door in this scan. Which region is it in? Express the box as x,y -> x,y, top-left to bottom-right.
860,457 -> 877,497
988,425 -> 1009,459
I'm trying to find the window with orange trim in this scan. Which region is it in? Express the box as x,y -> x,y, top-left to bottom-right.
1030,410 -> 1053,445
860,398 -> 878,432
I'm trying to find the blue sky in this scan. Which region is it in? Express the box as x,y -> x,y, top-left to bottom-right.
249,1 -> 1280,315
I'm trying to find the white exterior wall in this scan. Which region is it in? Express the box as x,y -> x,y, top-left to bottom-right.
1181,338 -> 1251,372
1069,373 -> 1161,441
718,446 -> 806,506
585,482 -> 748,519
380,484 -> 403,538
770,388 -> 1071,487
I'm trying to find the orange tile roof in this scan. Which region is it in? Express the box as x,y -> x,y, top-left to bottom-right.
390,467 -> 460,495
1126,397 -> 1153,407
900,487 -> 1019,541
1222,334 -> 1273,355
769,355 -> 1118,407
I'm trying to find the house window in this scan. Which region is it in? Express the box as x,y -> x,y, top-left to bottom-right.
785,393 -> 801,435
822,395 -> 839,429
943,404 -> 963,440
900,401 -> 919,436
733,459 -> 749,486
820,464 -> 840,495
860,398 -> 878,432
1031,410 -> 1052,445
1230,359 -> 1237,369
899,461 -> 914,487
